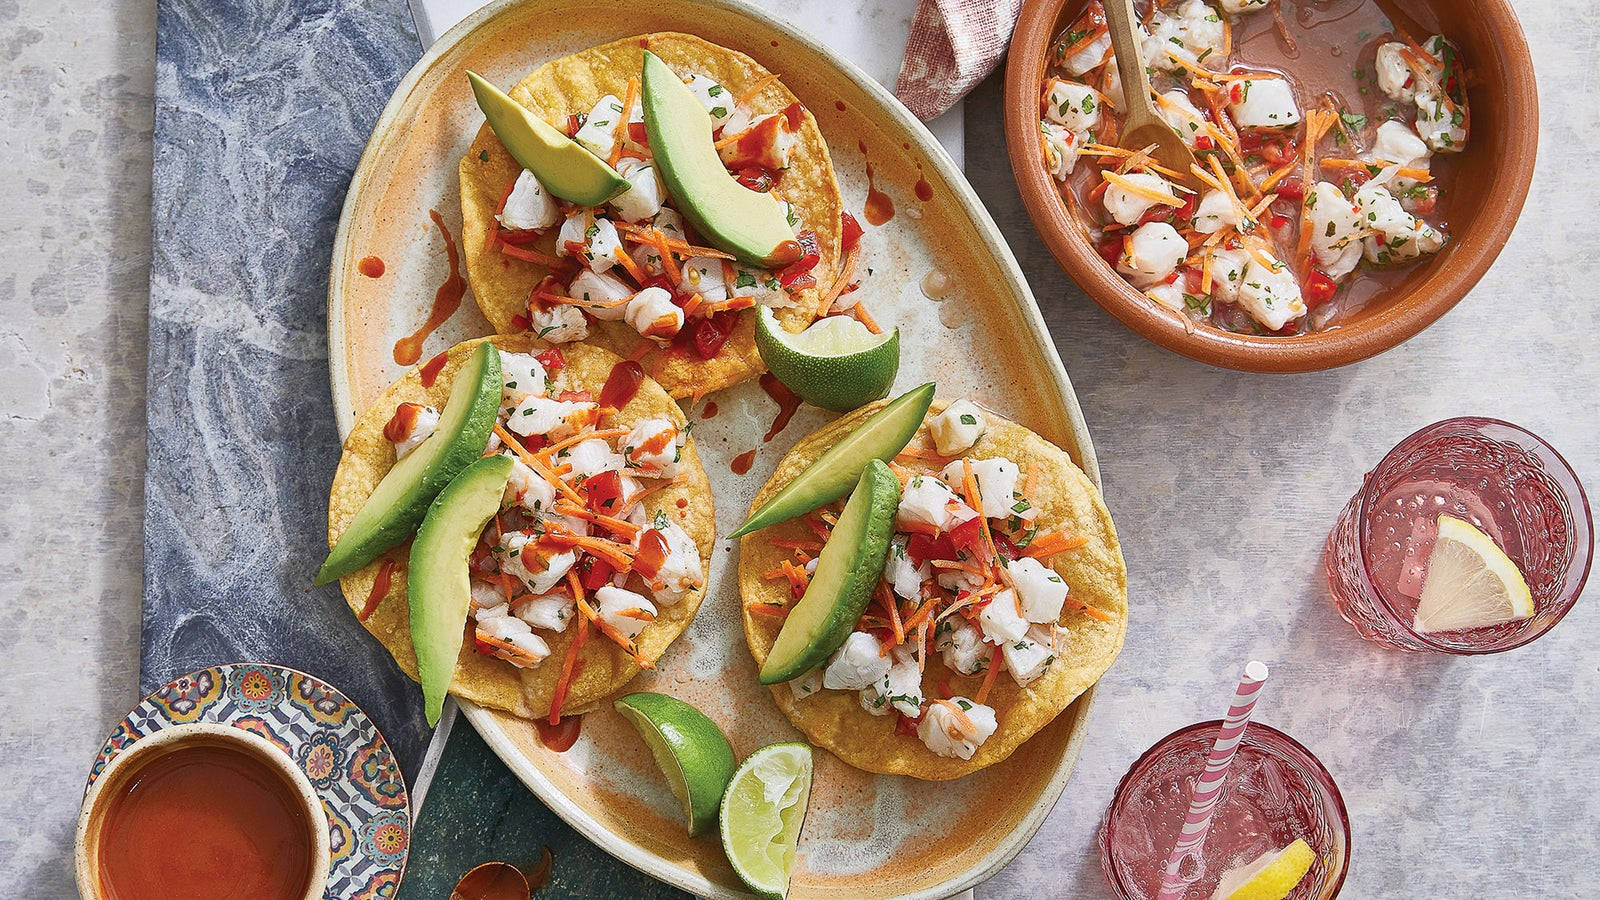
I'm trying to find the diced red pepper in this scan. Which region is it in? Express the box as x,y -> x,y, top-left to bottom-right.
949,517 -> 990,563
1183,268 -> 1205,293
1304,270 -> 1338,308
1274,176 -> 1305,202
894,712 -> 921,736
582,470 -> 624,515
735,167 -> 775,192
627,122 -> 648,145
633,529 -> 670,581
509,313 -> 530,332
1194,135 -> 1215,150
906,532 -> 957,568
692,312 -> 734,359
577,555 -> 615,591
536,347 -> 566,376
840,212 -> 864,253
992,533 -> 1022,562
565,113 -> 584,137
776,230 -> 821,288
1096,235 -> 1124,267
1269,214 -> 1290,230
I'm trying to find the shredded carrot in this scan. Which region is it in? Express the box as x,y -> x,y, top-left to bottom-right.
877,582 -> 905,646
894,445 -> 954,463
1319,158 -> 1433,182
497,242 -> 562,266
553,500 -> 642,537
539,428 -> 630,463
546,525 -> 637,570
612,245 -> 647,285
1101,170 -> 1185,207
609,77 -> 638,167
815,243 -> 859,318
569,571 -> 651,667
849,303 -> 881,335
617,475 -> 686,517
548,613 -> 590,724
960,459 -> 997,566
1068,597 -> 1116,624
1294,109 -> 1337,273
734,72 -> 782,105
1023,462 -> 1039,500
973,657 -> 1002,705
746,603 -> 791,617
475,631 -> 545,666
1023,530 -> 1090,559
770,538 -> 823,552
494,424 -> 588,507
1056,23 -> 1107,62
932,697 -> 980,733
900,599 -> 936,635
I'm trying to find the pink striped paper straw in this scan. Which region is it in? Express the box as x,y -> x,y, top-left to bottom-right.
1155,660 -> 1270,900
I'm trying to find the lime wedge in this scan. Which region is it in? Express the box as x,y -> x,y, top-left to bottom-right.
1412,515 -> 1534,634
614,693 -> 737,836
1211,838 -> 1316,900
756,308 -> 899,412
720,742 -> 813,900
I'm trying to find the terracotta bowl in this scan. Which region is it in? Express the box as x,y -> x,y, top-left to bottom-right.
1003,0 -> 1539,372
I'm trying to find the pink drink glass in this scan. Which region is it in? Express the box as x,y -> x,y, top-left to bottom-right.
1324,417 -> 1592,653
1099,721 -> 1350,900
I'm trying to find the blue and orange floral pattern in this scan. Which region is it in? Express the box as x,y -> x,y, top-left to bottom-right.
359,809 -> 410,868
349,739 -> 407,809
86,664 -> 409,896
228,664 -> 287,714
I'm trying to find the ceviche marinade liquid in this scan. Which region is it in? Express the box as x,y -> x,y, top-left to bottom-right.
1045,0 -> 1464,335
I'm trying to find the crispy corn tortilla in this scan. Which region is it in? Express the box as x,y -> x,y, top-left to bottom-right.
738,401 -> 1127,779
328,335 -> 716,721
459,32 -> 844,398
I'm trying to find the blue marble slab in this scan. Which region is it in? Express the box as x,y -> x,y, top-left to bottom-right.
144,0 -> 432,770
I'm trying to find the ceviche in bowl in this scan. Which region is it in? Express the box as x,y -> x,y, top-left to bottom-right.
1004,0 -> 1537,371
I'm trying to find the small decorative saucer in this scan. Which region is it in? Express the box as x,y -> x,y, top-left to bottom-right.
88,663 -> 410,898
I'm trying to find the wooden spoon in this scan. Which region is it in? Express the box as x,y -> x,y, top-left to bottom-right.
1100,0 -> 1200,182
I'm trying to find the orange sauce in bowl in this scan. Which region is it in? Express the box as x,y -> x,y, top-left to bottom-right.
96,744 -> 314,900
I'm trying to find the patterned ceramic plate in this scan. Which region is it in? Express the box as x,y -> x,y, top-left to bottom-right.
87,663 -> 410,898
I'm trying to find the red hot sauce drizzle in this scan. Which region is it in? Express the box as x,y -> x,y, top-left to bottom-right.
599,360 -> 645,409
358,559 -> 397,622
419,350 -> 450,388
858,140 -> 895,226
535,716 -> 582,752
393,209 -> 466,366
759,373 -> 803,442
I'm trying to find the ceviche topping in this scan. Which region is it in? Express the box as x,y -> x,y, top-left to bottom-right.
488,69 -> 816,357
1039,1 -> 1469,335
385,350 -> 706,696
765,403 -> 1110,760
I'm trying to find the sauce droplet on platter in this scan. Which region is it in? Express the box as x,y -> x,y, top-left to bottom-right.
914,172 -> 933,202
535,716 -> 582,752
731,449 -> 758,475
358,255 -> 385,278
450,861 -> 529,900
701,400 -> 719,419
393,209 -> 465,366
759,374 -> 803,442
920,269 -> 951,300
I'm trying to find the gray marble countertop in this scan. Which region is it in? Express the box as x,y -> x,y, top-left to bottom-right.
4,0 -> 1595,896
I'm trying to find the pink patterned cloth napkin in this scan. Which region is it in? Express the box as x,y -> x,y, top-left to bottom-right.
895,0 -> 1025,120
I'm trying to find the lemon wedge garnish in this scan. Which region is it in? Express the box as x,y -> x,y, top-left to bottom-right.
1211,838 -> 1316,900
1412,515 -> 1534,634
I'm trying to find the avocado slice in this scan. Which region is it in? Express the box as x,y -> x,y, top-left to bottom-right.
759,460 -> 900,684
640,51 -> 802,268
315,343 -> 502,585
409,453 -> 513,725
468,71 -> 629,207
729,383 -> 934,539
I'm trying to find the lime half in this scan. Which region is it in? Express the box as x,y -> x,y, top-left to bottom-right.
614,693 -> 737,836
1211,838 -> 1316,900
756,308 -> 899,412
1413,515 -> 1534,634
719,742 -> 813,899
